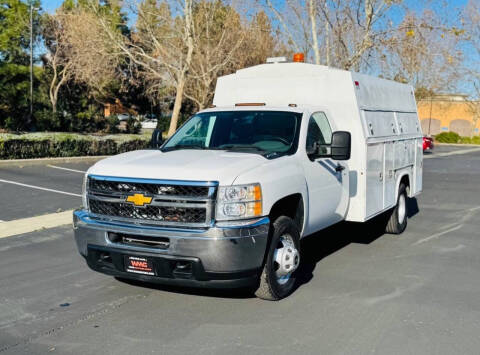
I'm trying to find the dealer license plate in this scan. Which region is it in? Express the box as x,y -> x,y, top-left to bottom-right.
124,256 -> 154,276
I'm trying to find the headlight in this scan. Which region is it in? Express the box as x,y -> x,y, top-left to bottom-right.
216,183 -> 262,220
82,173 -> 88,209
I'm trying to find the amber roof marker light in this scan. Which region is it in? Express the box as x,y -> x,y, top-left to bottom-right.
235,103 -> 266,107
293,53 -> 305,63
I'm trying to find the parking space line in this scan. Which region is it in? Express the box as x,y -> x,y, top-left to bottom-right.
424,147 -> 480,159
0,210 -> 74,238
413,225 -> 463,245
0,178 -> 81,197
47,165 -> 86,174
413,205 -> 480,246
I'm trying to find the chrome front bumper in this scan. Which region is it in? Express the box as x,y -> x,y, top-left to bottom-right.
73,210 -> 270,287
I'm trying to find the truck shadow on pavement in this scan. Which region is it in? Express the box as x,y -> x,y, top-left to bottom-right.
118,198 -> 419,299
295,197 -> 419,289
117,277 -> 257,299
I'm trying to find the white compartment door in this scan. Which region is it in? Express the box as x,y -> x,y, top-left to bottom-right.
394,140 -> 407,169
414,138 -> 423,194
366,143 -> 385,217
384,142 -> 395,209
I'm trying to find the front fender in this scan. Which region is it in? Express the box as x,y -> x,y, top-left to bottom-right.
232,156 -> 308,232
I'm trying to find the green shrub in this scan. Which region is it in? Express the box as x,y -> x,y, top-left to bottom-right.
435,132 -> 461,143
458,136 -> 480,145
118,139 -> 149,153
0,134 -> 150,160
105,116 -> 120,134
434,132 -> 480,145
459,136 -> 472,144
126,117 -> 142,134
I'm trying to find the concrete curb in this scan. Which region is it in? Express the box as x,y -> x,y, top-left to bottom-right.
0,155 -> 109,167
0,210 -> 74,238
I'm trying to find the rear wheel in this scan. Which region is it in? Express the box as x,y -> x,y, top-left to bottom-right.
386,183 -> 408,234
255,216 -> 301,301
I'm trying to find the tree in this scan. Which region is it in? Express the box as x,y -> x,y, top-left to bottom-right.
48,0 -> 129,104
239,11 -> 276,67
183,2 -> 275,110
0,63 -> 47,130
137,0 -> 194,136
183,1 -> 240,110
380,11 -> 463,94
0,0 -> 41,64
89,0 -> 196,136
325,0 -> 402,71
0,0 -> 43,130
263,0 -> 402,70
42,11 -> 73,113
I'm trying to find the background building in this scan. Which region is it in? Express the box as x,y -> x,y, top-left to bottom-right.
417,94 -> 480,137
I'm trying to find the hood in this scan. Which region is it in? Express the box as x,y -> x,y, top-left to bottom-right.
88,149 -> 268,185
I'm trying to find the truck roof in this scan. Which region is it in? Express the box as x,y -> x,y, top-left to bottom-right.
213,63 -> 417,114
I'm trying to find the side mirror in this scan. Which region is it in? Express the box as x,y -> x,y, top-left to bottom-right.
306,141 -> 319,156
151,129 -> 163,149
330,131 -> 351,160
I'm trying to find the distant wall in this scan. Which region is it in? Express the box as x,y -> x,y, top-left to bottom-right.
417,99 -> 479,136
420,118 -> 441,135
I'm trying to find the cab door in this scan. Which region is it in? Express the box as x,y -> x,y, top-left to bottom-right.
302,112 -> 350,235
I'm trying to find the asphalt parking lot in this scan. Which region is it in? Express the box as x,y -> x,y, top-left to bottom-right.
1,145 -> 480,354
0,162 -> 90,221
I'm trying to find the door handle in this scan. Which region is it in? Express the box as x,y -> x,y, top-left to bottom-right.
335,164 -> 345,172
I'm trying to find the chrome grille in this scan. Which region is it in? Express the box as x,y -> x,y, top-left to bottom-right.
89,179 -> 209,197
87,176 -> 217,228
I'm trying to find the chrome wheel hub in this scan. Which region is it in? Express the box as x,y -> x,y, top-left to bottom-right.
398,194 -> 406,224
273,234 -> 300,285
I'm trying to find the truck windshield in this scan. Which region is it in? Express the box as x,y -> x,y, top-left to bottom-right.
162,111 -> 302,156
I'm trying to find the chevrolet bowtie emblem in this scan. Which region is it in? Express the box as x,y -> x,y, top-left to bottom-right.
125,193 -> 152,207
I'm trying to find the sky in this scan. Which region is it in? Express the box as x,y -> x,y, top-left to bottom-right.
41,0 -> 470,15
39,0 -> 477,94
43,0 -> 63,13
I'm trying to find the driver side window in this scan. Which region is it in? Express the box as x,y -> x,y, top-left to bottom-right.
306,112 -> 332,154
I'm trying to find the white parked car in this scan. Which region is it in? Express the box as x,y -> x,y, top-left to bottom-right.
116,113 -> 131,121
74,57 -> 422,300
141,119 -> 158,129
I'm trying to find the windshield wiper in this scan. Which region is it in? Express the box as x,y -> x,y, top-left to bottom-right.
219,144 -> 266,152
161,144 -> 208,152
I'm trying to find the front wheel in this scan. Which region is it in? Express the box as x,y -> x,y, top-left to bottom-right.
255,216 -> 301,301
385,183 -> 408,234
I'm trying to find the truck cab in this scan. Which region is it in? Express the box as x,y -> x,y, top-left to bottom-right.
73,59 -> 422,300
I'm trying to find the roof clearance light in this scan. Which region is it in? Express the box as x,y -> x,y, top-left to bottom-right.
293,53 -> 305,63
266,57 -> 287,64
235,103 -> 266,107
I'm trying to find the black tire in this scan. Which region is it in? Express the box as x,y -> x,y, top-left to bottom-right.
255,216 -> 301,301
385,183 -> 408,234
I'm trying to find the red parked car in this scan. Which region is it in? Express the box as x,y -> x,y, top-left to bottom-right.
423,136 -> 434,152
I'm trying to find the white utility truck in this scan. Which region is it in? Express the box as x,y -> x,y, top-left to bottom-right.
73,58 -> 422,300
